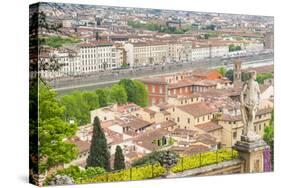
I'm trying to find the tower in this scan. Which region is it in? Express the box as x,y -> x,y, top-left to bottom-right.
233,59 -> 242,83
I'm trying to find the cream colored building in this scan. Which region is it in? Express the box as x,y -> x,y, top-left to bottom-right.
167,94 -> 204,106
131,106 -> 171,124
125,41 -> 192,67
90,107 -> 116,123
191,45 -> 210,61
133,42 -> 169,66
243,42 -> 264,52
218,107 -> 273,148
40,49 -> 81,79
80,41 -> 120,73
191,44 -> 229,61
166,102 -> 218,130
167,41 -> 192,62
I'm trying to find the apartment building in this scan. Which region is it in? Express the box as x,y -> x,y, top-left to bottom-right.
80,41 -> 121,73
124,40 -> 192,67
40,49 -> 81,79
139,69 -> 225,106
191,44 -> 229,61
132,42 -> 169,66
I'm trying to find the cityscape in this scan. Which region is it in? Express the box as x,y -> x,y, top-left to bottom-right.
29,2 -> 274,186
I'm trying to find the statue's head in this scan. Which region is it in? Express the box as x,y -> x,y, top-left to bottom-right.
249,70 -> 257,80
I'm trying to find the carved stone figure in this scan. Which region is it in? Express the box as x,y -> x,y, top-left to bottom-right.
240,70 -> 261,141
49,174 -> 74,185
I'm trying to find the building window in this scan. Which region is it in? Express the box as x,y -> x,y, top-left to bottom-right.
187,118 -> 190,124
177,117 -> 180,122
159,86 -> 163,94
233,131 -> 237,139
254,126 -> 257,132
152,85 -> 155,93
259,124 -> 261,131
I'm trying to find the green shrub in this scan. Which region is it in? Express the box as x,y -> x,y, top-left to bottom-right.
73,149 -> 238,184
171,149 -> 238,173
55,165 -> 105,183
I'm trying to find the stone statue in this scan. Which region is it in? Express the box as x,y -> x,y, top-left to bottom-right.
49,174 -> 74,186
240,70 -> 261,141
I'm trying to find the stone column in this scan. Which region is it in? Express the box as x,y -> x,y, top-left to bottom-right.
233,137 -> 268,173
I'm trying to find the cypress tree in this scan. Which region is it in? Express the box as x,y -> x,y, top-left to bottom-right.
114,145 -> 125,170
86,116 -> 110,171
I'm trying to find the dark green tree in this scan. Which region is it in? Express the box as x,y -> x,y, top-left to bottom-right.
133,80 -> 148,107
264,110 -> 274,168
225,69 -> 234,81
38,81 -> 78,174
82,92 -> 100,110
60,91 -> 98,125
119,79 -> 148,107
119,79 -> 136,102
96,89 -> 110,107
86,116 -> 110,171
113,145 -> 125,170
110,84 -> 128,104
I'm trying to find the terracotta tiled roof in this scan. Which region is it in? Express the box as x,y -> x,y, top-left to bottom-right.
80,40 -> 113,47
172,128 -> 198,137
169,80 -> 193,89
143,108 -> 156,115
69,137 -> 90,154
195,121 -> 222,132
133,128 -> 170,151
121,117 -> 152,130
183,144 -> 210,156
219,107 -> 273,121
177,102 -> 217,117
194,134 -> 217,146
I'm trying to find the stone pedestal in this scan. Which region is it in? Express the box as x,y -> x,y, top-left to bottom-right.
233,137 -> 268,173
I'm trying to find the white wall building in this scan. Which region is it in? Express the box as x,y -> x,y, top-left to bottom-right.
243,42 -> 264,52
80,41 -> 120,73
191,44 -> 229,61
125,41 -> 192,67
40,49 -> 81,79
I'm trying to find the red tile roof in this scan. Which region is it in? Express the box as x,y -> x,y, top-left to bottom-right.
195,121 -> 222,132
177,102 -> 217,117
